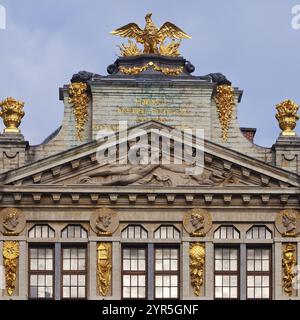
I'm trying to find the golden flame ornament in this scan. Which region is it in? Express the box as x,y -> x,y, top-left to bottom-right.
0,97 -> 25,134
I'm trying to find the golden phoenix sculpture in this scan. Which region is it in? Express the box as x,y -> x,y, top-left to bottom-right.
111,13 -> 191,56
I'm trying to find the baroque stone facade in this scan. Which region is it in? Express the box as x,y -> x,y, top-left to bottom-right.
0,52 -> 300,300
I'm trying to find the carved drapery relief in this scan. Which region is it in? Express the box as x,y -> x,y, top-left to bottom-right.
282,243 -> 297,296
183,208 -> 212,237
190,243 -> 205,296
3,241 -> 19,296
0,208 -> 26,236
90,208 -> 119,236
275,209 -> 300,237
97,243 -> 112,296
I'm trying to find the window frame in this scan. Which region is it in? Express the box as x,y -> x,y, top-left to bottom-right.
154,244 -> 180,300
214,245 -> 240,300
246,245 -> 272,300
28,244 -> 55,300
121,244 -> 148,300
60,244 -> 88,300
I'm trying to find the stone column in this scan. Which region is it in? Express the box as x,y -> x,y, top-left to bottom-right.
182,241 -> 189,299
89,241 -> 97,299
240,244 -> 246,300
274,242 -> 282,300
205,241 -> 214,300
112,241 -> 121,300
18,240 -> 27,299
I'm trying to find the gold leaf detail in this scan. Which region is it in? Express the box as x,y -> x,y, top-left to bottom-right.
3,241 -> 19,296
190,243 -> 205,296
68,82 -> 89,141
214,85 -> 235,142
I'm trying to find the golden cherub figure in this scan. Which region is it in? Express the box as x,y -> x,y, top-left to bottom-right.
111,13 -> 191,55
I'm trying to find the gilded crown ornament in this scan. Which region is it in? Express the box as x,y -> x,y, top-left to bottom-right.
0,97 -> 25,134
275,99 -> 299,136
111,13 -> 191,57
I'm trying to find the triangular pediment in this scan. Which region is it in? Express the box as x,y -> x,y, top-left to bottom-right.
1,121 -> 299,189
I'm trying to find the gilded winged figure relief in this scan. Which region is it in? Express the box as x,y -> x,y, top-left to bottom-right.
111,13 -> 191,56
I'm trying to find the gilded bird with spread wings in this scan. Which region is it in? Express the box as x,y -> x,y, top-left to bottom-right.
110,13 -> 191,55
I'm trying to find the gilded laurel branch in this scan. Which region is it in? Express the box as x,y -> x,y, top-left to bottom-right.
190,243 -> 205,296
68,82 -> 89,141
282,243 -> 297,296
214,85 -> 235,142
3,241 -> 20,296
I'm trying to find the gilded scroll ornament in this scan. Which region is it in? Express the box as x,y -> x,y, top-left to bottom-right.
97,243 -> 112,296
3,241 -> 19,296
111,13 -> 191,56
275,99 -> 299,136
119,61 -> 183,76
0,97 -> 25,133
214,85 -> 235,142
190,243 -> 205,296
282,243 -> 297,296
68,82 -> 89,140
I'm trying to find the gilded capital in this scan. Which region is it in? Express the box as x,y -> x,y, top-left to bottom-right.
0,97 -> 25,134
275,99 -> 299,136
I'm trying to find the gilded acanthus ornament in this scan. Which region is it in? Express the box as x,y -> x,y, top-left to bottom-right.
119,61 -> 183,76
282,243 -> 297,296
214,85 -> 235,142
190,243 -> 205,296
97,243 -> 112,296
111,13 -> 191,56
275,99 -> 299,136
68,82 -> 89,141
3,241 -> 19,296
0,97 -> 25,133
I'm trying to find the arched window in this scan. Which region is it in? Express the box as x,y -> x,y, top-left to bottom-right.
246,225 -> 272,239
61,225 -> 88,239
29,225 -> 55,239
121,225 -> 148,239
214,225 -> 240,239
154,225 -> 180,239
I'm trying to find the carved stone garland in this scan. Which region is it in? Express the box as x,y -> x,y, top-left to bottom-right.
190,243 -> 205,296
97,243 -> 112,296
282,243 -> 297,296
214,85 -> 235,142
3,241 -> 20,296
68,82 -> 89,141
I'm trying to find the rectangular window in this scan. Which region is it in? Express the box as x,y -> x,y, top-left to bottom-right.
122,246 -> 147,299
154,246 -> 179,299
246,247 -> 271,299
29,246 -> 54,299
62,246 -> 87,299
214,247 -> 239,299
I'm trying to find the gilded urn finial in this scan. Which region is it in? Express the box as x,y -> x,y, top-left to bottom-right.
0,97 -> 25,134
275,99 -> 299,136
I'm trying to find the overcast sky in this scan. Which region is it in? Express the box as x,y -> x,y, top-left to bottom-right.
0,0 -> 299,147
